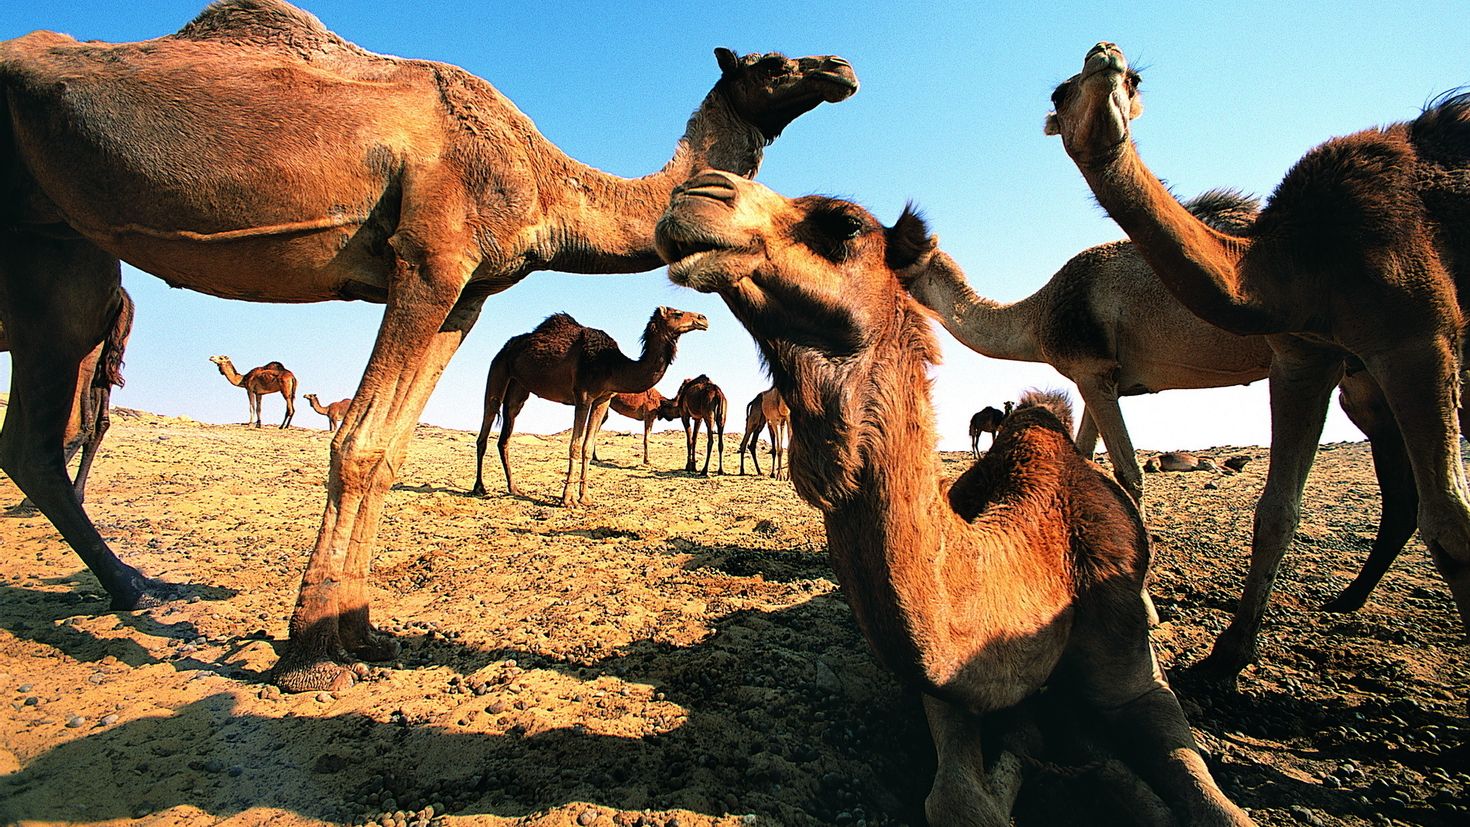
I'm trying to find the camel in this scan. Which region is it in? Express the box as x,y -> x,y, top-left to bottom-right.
1,288 -> 133,506
737,387 -> 790,478
303,394 -> 350,432
596,388 -> 677,465
0,0 -> 855,691
656,169 -> 1251,826
1144,452 -> 1217,473
1046,42 -> 1470,685
471,307 -> 708,507
210,356 -> 297,428
967,401 -> 1011,459
674,374 -> 727,475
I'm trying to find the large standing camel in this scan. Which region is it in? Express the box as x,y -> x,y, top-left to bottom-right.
0,0 -> 857,691
1046,42 -> 1470,685
303,394 -> 350,432
674,374 -> 726,475
737,387 -> 789,478
596,388 -> 677,466
209,355 -> 297,428
657,170 -> 1251,826
470,307 -> 708,507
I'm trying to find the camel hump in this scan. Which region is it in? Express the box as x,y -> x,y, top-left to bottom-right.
532,312 -> 582,334
1183,189 -> 1260,234
173,0 -> 358,57
1011,388 -> 1075,435
263,360 -> 288,370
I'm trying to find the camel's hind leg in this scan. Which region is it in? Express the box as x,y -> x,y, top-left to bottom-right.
472,357 -> 515,496
496,383 -> 531,498
0,232 -> 156,608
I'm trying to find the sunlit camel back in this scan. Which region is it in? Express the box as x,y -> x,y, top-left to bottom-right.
1047,42 -> 1470,687
210,356 -> 296,428
0,0 -> 856,691
303,394 -> 350,432
657,169 -> 1252,826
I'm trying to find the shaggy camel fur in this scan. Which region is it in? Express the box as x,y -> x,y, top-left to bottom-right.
737,387 -> 790,478
303,394 -> 350,432
471,307 -> 707,507
674,374 -> 727,475
210,356 -> 297,429
597,388 -> 677,465
1,288 -> 132,506
967,401 -> 1011,459
657,169 -> 1251,826
0,0 -> 855,690
1047,42 -> 1470,685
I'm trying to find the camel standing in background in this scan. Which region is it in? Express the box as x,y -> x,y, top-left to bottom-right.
1,288 -> 133,506
967,401 -> 1011,459
1047,42 -> 1470,686
209,356 -> 297,429
674,374 -> 726,475
658,170 -> 1251,826
471,307 -> 708,507
0,0 -> 855,690
303,394 -> 350,432
737,388 -> 789,478
596,388 -> 676,466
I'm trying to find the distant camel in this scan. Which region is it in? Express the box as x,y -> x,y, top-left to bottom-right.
657,169 -> 1251,826
596,388 -> 677,465
674,374 -> 727,475
1,288 -> 133,506
0,0 -> 855,691
303,394 -> 350,432
967,401 -> 1011,458
209,356 -> 297,429
737,388 -> 789,478
471,307 -> 708,507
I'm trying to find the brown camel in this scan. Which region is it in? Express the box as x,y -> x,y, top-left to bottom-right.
1,288 -> 133,506
737,387 -> 790,478
967,401 -> 1011,459
0,0 -> 855,691
471,307 -> 708,507
303,394 -> 350,432
1047,42 -> 1470,685
657,169 -> 1251,826
596,388 -> 677,465
674,374 -> 727,475
210,356 -> 297,429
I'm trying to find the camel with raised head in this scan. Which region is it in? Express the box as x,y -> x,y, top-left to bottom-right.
0,0 -> 855,691
967,401 -> 1011,459
674,374 -> 726,475
597,388 -> 676,466
657,169 -> 1252,826
209,356 -> 296,428
1046,42 -> 1470,685
471,307 -> 707,506
737,387 -> 789,478
303,394 -> 350,432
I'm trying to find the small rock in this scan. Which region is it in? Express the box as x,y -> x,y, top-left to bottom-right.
99,713 -> 119,726
65,715 -> 85,728
577,810 -> 597,826
23,697 -> 38,707
17,684 -> 32,693
316,691 -> 334,703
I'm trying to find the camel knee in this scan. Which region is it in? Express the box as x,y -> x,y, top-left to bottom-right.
331,439 -> 392,493
1252,495 -> 1300,544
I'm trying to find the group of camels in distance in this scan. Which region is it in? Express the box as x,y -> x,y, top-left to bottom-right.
1,0 -> 1467,821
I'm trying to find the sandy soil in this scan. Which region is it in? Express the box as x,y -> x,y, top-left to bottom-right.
0,402 -> 1466,826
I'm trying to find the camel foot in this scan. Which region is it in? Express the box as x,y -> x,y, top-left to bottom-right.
1320,590 -> 1368,613
5,499 -> 40,517
272,647 -> 358,693
107,572 -> 178,612
469,483 -> 487,497
344,628 -> 401,662
1186,650 -> 1246,688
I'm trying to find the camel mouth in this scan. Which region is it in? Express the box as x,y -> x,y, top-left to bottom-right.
1081,42 -> 1127,80
814,69 -> 860,101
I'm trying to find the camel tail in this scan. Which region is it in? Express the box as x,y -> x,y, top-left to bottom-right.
95,288 -> 135,389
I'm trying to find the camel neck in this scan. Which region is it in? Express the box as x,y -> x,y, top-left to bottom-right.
307,397 -> 329,416
907,250 -> 1042,362
1083,145 -> 1273,334
613,319 -> 681,393
215,360 -> 244,386
537,88 -> 764,275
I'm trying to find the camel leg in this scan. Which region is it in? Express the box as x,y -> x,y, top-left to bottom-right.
920,695 -> 1024,827
700,416 -> 715,475
72,385 -> 111,504
1075,407 -> 1101,459
715,414 -> 725,475
682,415 -> 696,472
0,234 -> 158,609
562,396 -> 592,508
1195,338 -> 1342,682
642,417 -> 653,465
1324,371 -> 1418,612
971,431 -> 980,461
1075,380 -> 1144,510
280,391 -> 295,429
496,383 -> 531,498
273,237 -> 483,692
578,396 -> 614,505
473,357 -> 514,496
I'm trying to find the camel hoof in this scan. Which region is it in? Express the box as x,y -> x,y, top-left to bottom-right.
469,484 -> 487,497
1320,593 -> 1366,613
272,652 -> 356,693
346,631 -> 401,662
1186,652 -> 1245,689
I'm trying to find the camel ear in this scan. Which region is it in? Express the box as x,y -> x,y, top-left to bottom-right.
714,47 -> 740,76
885,204 -> 936,271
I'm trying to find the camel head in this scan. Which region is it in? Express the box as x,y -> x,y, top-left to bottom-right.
650,306 -> 710,337
656,397 -> 682,420
1045,42 -> 1143,167
303,393 -> 319,403
208,355 -> 230,366
658,169 -> 936,357
714,48 -> 859,141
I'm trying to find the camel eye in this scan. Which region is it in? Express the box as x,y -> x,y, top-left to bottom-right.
797,207 -> 866,260
1050,84 -> 1068,107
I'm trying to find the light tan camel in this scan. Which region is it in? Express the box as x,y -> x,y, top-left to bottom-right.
657,169 -> 1251,826
737,387 -> 789,478
303,394 -> 350,432
1,288 -> 133,507
1047,42 -> 1470,685
0,0 -> 855,691
967,401 -> 1011,459
597,388 -> 677,465
471,307 -> 708,507
674,374 -> 726,475
209,356 -> 297,428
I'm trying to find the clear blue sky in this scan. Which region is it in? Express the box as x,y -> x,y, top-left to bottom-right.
2,1 -> 1466,453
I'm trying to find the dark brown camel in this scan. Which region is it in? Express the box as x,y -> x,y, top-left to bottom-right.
0,0 -> 855,691
657,169 -> 1250,825
1048,42 -> 1470,687
674,374 -> 726,475
471,307 -> 708,507
967,400 -> 1012,459
737,387 -> 789,478
303,394 -> 350,432
208,356 -> 297,429
596,388 -> 677,465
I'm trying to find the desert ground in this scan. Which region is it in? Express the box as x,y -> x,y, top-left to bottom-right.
0,398 -> 1466,826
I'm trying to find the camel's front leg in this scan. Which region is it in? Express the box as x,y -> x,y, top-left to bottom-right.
577,397 -> 614,505
273,242 -> 483,693
1074,406 -> 1101,459
562,396 -> 592,507
1074,378 -> 1144,512
921,695 -> 1024,827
